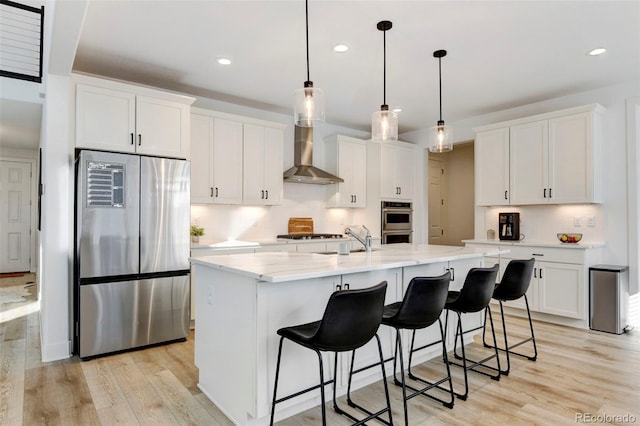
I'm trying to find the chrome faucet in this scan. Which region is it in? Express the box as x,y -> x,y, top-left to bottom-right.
345,225 -> 372,252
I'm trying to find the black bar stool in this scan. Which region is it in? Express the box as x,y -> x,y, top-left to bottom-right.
269,281 -> 393,426
381,272 -> 454,425
444,264 -> 500,400
482,258 -> 537,375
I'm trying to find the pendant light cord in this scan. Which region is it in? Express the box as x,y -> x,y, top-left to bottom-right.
438,56 -> 442,122
383,29 -> 386,106
305,0 -> 310,82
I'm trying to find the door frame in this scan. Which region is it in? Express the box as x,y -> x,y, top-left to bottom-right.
0,156 -> 38,273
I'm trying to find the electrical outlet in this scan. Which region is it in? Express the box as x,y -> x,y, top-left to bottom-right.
573,216 -> 582,227
587,216 -> 596,227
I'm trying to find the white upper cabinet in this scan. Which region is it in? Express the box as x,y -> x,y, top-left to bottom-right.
475,128 -> 510,206
190,108 -> 284,206
190,112 -> 243,204
548,112 -> 597,203
74,76 -> 193,159
510,120 -> 549,204
474,104 -> 604,206
370,142 -> 415,200
324,135 -> 366,208
243,124 -> 284,205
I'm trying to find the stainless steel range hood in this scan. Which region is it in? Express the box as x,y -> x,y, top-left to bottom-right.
283,126 -> 344,185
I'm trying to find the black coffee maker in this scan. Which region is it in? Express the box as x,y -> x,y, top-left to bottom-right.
499,212 -> 520,240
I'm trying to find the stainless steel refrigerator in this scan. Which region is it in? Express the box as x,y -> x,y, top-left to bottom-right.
74,150 -> 191,359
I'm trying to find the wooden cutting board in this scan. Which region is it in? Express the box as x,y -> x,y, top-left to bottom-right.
288,217 -> 314,235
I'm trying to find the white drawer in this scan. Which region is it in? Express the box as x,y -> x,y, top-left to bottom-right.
502,245 -> 585,264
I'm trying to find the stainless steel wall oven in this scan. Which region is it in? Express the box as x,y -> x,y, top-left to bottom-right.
381,201 -> 413,244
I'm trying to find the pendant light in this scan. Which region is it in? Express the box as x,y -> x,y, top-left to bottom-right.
371,20 -> 398,141
429,49 -> 453,152
294,0 -> 325,127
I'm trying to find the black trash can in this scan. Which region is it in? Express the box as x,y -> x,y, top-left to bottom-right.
589,265 -> 629,334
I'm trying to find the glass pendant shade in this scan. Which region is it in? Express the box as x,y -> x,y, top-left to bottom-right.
371,107 -> 398,141
429,121 -> 453,152
294,83 -> 325,127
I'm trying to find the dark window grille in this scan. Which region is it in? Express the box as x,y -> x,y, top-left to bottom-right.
0,0 -> 44,83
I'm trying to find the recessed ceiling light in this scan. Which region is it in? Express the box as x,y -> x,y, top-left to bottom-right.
334,44 -> 349,53
587,47 -> 606,56
217,58 -> 232,65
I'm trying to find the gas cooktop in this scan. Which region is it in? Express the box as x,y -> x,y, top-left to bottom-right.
277,233 -> 345,240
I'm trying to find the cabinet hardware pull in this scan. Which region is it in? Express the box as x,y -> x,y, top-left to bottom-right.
130,133 -> 134,145
544,188 -> 547,198
446,267 -> 455,281
210,187 -> 214,197
215,187 -> 219,197
353,195 -> 356,203
265,190 -> 269,199
138,134 -> 141,146
344,283 -> 350,290
534,268 -> 537,278
505,190 -> 508,200
549,188 -> 552,198
261,190 -> 264,199
540,268 -> 543,279
532,253 -> 544,256
399,187 -> 401,195
336,284 -> 342,290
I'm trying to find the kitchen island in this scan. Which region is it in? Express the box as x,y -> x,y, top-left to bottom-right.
190,244 -> 506,425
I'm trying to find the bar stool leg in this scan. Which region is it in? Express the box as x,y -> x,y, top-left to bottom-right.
270,336 -> 285,426
482,296 -> 538,374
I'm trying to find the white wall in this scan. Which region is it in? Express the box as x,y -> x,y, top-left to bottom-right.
38,73 -> 73,361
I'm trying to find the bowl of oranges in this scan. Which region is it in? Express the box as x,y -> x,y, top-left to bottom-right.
557,233 -> 582,243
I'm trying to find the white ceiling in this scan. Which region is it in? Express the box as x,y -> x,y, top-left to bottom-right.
72,0 -> 640,134
1,0 -> 639,149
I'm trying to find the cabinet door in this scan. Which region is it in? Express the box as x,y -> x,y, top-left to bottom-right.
76,84 -> 136,152
263,127 -> 284,205
338,139 -> 367,207
243,124 -> 283,205
380,144 -> 414,200
350,142 -> 367,207
326,136 -> 367,208
243,124 -> 267,205
190,114 -> 214,203
548,112 -> 593,203
394,145 -> 415,200
212,118 -> 243,204
475,128 -> 510,205
510,120 -> 548,205
537,261 -> 584,319
136,96 -> 189,158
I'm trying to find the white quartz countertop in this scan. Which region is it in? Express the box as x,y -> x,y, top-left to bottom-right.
191,236 -> 360,250
189,243 -> 508,283
462,239 -> 606,249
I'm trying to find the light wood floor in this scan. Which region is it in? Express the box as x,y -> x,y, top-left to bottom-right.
1,276 -> 639,425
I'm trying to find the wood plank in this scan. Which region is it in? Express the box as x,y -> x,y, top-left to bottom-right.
0,338 -> 25,425
147,369 -> 214,425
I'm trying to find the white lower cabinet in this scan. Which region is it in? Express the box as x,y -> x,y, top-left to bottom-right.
467,242 -> 602,327
537,261 -> 584,319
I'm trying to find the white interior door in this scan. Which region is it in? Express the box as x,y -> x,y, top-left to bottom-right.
0,160 -> 32,272
428,157 -> 445,244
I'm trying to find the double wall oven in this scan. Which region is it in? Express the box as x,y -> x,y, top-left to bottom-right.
381,201 -> 413,244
